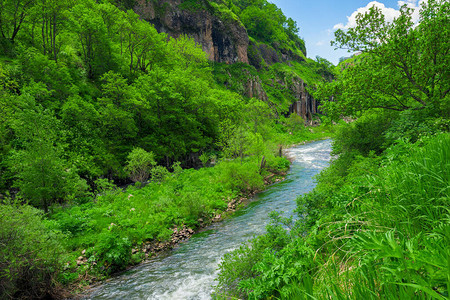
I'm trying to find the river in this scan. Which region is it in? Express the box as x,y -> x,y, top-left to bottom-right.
86,139 -> 332,300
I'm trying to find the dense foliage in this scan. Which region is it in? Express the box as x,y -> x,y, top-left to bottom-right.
0,203 -> 67,299
214,1 -> 449,299
225,0 -> 306,57
0,0 -> 334,297
0,0 -> 253,194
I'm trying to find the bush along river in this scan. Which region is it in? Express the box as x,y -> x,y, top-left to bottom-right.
86,139 -> 332,300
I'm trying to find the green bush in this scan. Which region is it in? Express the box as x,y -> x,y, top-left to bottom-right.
266,155 -> 290,172
0,203 -> 67,299
385,109 -> 450,144
333,110 -> 394,156
87,229 -> 132,275
125,147 -> 156,183
216,159 -> 265,194
215,212 -> 314,299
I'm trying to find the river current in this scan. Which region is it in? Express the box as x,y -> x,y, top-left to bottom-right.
87,139 -> 332,300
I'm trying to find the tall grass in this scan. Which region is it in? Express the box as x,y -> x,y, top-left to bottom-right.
300,133 -> 449,299
377,135 -> 450,234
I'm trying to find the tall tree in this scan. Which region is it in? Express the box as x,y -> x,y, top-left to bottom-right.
69,0 -> 114,79
122,10 -> 167,75
33,0 -> 71,61
0,0 -> 36,42
321,0 -> 449,118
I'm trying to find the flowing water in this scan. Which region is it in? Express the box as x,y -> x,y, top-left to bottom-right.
87,139 -> 332,300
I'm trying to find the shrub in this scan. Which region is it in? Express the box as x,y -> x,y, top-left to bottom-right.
384,109 -> 450,144
216,159 -> 264,194
125,147 -> 156,183
266,155 -> 290,172
150,165 -> 170,183
86,228 -> 132,275
0,203 -> 67,299
215,212 -> 314,299
333,110 -> 394,156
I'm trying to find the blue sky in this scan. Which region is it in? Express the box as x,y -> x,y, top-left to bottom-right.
269,0 -> 424,65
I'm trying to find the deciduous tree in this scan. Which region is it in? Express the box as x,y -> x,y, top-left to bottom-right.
321,0 -> 449,118
0,0 -> 36,42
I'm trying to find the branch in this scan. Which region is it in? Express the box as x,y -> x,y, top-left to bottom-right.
386,91 -> 409,109
397,61 -> 429,105
370,105 -> 408,111
409,91 -> 427,107
363,90 -> 409,111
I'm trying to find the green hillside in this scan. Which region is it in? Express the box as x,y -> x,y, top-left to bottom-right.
0,0 -> 334,298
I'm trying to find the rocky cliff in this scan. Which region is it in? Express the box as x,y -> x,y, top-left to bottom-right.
286,78 -> 320,124
243,72 -> 319,123
133,0 -> 248,64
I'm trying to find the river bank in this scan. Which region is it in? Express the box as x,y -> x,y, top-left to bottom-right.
69,134 -> 333,298
74,169 -> 287,298
74,168 -> 287,285
55,154 -> 291,296
83,139 -> 333,299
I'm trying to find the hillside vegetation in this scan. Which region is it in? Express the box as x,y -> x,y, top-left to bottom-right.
0,0 -> 335,298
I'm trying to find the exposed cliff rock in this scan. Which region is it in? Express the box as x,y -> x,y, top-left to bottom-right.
243,69 -> 268,101
265,76 -> 319,122
285,77 -> 320,123
214,64 -> 319,122
133,0 -> 248,64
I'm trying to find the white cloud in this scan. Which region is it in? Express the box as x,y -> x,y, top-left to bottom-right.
332,0 -> 426,31
315,40 -> 325,46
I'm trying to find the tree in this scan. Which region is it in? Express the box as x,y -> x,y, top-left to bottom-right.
26,0 -> 72,61
60,95 -> 105,179
122,10 -> 167,74
10,96 -> 87,212
69,0 -> 115,79
315,56 -> 335,79
221,125 -> 251,163
133,64 -> 215,162
125,147 -> 156,183
244,98 -> 272,136
321,0 -> 449,118
19,47 -> 74,105
0,0 -> 36,43
97,71 -> 139,168
218,122 -> 264,164
0,66 -> 18,192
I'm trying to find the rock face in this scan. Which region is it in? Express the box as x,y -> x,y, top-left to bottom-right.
286,78 -> 320,123
133,0 -> 249,64
243,71 -> 318,122
243,69 -> 268,101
